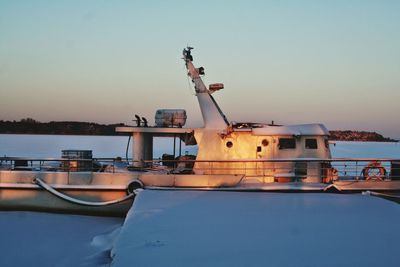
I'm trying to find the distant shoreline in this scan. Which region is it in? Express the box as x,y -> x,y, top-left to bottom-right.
0,119 -> 398,142
0,119 -> 128,136
328,130 -> 397,142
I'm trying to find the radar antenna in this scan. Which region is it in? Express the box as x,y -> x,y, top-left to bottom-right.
183,46 -> 194,62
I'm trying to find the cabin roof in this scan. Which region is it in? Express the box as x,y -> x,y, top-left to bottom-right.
251,123 -> 329,136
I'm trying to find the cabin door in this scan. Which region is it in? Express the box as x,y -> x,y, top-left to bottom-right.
256,137 -> 274,178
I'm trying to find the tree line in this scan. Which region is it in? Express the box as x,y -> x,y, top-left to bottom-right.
0,118 -> 397,141
0,118 -> 127,136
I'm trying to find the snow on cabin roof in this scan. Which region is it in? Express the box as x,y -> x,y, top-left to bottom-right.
251,123 -> 329,136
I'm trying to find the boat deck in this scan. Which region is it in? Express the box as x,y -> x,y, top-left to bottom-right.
1,157 -> 400,215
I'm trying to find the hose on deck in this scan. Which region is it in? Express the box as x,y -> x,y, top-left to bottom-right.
362,190 -> 400,199
33,178 -> 137,206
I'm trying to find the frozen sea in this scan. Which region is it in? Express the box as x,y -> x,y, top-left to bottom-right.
0,134 -> 399,158
0,135 -> 399,266
0,134 -> 198,158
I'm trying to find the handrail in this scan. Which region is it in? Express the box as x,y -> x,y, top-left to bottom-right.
1,156 -> 399,162
1,157 -> 399,182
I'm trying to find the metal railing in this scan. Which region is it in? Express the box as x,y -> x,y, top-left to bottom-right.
1,157 -> 399,181
0,157 -> 121,173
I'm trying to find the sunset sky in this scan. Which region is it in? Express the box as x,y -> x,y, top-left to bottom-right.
1,1 -> 399,138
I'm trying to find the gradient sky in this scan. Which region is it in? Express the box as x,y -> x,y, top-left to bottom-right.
0,0 -> 399,138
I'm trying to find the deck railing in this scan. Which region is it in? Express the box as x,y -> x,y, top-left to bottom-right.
0,157 -> 399,181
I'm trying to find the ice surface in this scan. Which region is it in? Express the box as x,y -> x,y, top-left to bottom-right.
331,141 -> 400,158
0,211 -> 123,267
1,135 -> 397,159
0,134 -> 198,158
111,190 -> 400,267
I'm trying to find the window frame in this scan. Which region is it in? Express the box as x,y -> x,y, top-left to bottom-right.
305,138 -> 318,149
278,138 -> 296,150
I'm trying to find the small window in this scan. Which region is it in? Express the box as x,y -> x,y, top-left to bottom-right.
257,146 -> 262,152
278,138 -> 296,149
305,138 -> 318,149
226,141 -> 233,148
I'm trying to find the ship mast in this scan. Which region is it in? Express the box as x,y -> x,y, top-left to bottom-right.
183,47 -> 228,129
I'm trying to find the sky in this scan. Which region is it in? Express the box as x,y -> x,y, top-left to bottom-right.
0,0 -> 399,139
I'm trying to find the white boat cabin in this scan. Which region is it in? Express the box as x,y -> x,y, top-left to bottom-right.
182,47 -> 331,181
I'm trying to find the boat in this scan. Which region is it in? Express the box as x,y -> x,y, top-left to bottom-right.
0,47 -> 399,216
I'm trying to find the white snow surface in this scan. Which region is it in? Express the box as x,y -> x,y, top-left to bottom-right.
0,211 -> 123,267
112,190 -> 400,267
252,123 -> 329,136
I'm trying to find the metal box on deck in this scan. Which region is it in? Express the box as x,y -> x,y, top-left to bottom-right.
155,109 -> 187,127
62,150 -> 93,172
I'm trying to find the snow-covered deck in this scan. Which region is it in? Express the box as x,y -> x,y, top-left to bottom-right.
112,190 -> 400,267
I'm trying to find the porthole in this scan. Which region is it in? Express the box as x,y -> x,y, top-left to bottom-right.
261,139 -> 269,146
226,141 -> 233,148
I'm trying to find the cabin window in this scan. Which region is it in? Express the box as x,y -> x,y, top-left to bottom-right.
257,146 -> 262,152
305,138 -> 318,149
278,138 -> 296,149
226,141 -> 233,148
